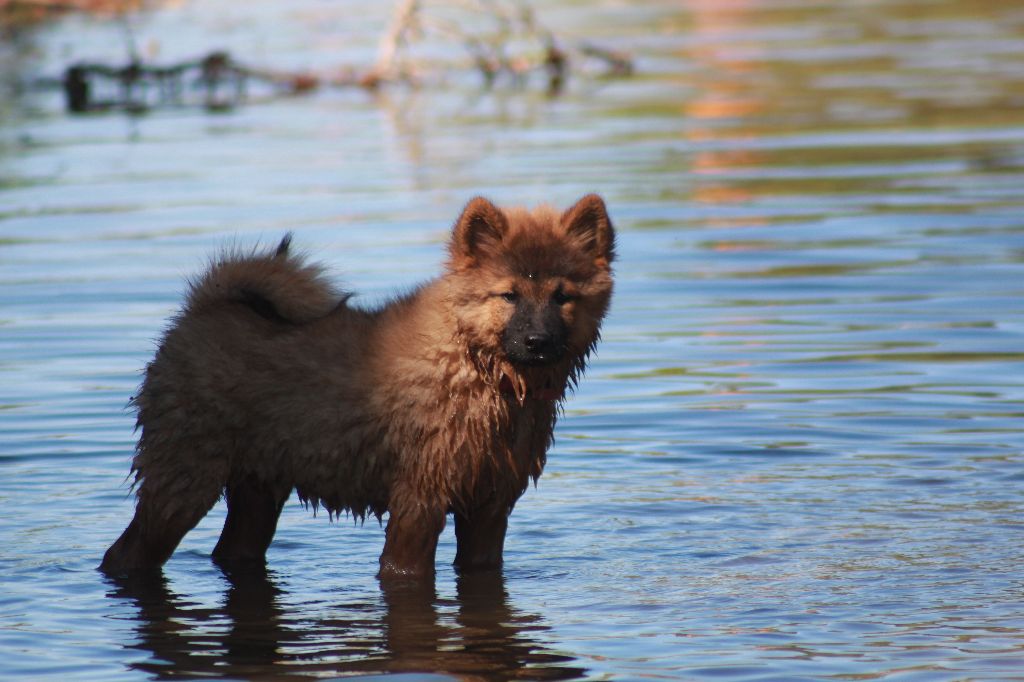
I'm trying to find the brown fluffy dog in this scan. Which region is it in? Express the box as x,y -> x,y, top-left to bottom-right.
100,194 -> 614,579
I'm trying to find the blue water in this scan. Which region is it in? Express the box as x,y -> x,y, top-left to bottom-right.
2,0 -> 1024,679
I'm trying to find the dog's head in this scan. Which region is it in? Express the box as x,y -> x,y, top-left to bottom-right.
446,194 -> 615,373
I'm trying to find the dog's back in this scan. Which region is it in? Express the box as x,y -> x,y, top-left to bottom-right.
132,236 -> 389,522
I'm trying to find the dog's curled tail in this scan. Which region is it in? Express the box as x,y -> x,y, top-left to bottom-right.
185,233 -> 346,324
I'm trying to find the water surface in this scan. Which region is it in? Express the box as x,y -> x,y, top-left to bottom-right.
2,0 -> 1024,679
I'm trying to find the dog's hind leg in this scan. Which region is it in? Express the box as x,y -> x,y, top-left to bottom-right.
100,477 -> 222,575
212,474 -> 290,568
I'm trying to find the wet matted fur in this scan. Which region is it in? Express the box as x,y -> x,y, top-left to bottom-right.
100,194 -> 615,579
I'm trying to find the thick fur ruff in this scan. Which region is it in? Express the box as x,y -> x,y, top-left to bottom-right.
101,195 -> 615,579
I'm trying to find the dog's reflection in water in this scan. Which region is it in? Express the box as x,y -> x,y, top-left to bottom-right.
104,567 -> 585,680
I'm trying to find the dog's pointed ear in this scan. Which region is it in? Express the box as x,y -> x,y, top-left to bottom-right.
562,194 -> 615,265
450,196 -> 509,263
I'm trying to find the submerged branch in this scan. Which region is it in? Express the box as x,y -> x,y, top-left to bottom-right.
58,51 -> 324,113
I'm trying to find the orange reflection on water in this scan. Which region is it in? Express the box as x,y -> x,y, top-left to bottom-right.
681,0 -> 770,215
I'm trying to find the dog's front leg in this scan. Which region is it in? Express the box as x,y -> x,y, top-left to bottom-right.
378,497 -> 446,581
453,504 -> 509,572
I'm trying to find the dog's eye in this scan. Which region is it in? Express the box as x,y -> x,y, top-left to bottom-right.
552,290 -> 576,305
500,292 -> 519,303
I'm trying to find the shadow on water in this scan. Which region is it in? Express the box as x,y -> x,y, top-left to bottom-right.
104,568 -> 585,681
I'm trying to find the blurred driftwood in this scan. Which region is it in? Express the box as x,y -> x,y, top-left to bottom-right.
367,0 -> 633,90
60,52 -> 331,113
11,0 -> 634,113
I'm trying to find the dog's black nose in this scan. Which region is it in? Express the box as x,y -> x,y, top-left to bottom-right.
524,333 -> 551,353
